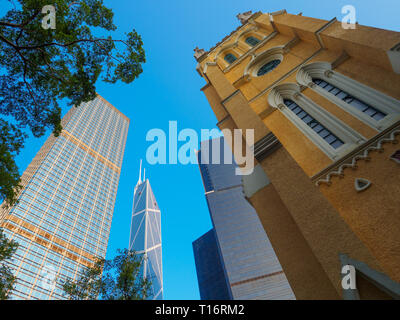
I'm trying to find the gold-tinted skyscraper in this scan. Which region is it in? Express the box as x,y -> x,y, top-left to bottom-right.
0,95 -> 129,299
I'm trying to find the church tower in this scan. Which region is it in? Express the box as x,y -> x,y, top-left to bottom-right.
194,10 -> 400,299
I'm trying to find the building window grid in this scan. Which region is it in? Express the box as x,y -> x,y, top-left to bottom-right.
8,99 -> 96,295
46,97 -> 120,296
3,98 -> 124,300
77,107 -> 117,261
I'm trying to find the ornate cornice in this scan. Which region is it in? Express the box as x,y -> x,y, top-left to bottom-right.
313,123 -> 400,186
194,47 -> 206,60
223,31 -> 278,74
237,11 -> 253,24
243,45 -> 285,78
268,83 -> 300,109
196,11 -> 263,63
214,21 -> 259,62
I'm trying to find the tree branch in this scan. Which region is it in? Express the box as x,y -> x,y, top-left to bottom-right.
16,38 -> 130,51
0,9 -> 41,29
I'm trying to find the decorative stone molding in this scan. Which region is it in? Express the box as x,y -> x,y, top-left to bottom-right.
269,9 -> 287,18
214,42 -> 240,63
296,62 -> 333,87
194,47 -> 206,60
297,62 -> 400,132
243,46 -> 285,78
354,178 -> 372,192
248,48 -> 324,104
268,83 -> 299,109
223,31 -> 278,74
315,126 -> 400,186
268,83 -> 367,160
236,11 -> 253,24
214,22 -> 264,63
234,22 -> 258,43
202,61 -> 217,74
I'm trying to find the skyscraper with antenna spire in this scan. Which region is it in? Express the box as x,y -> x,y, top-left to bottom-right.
129,161 -> 163,300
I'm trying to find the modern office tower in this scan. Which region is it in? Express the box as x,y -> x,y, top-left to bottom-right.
0,95 -> 129,300
129,163 -> 163,300
194,10 -> 400,299
192,228 -> 232,300
195,137 -> 295,300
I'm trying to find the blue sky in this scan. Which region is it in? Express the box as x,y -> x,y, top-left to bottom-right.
3,0 -> 400,300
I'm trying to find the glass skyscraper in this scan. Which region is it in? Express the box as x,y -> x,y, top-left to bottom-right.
129,164 -> 163,300
196,137 -> 295,300
193,228 -> 232,300
0,95 -> 129,300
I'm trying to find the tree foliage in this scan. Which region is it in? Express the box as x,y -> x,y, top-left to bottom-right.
62,249 -> 151,300
0,228 -> 19,300
0,120 -> 26,206
62,256 -> 105,300
0,0 -> 145,204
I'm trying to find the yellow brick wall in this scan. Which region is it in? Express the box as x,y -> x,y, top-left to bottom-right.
197,11 -> 400,299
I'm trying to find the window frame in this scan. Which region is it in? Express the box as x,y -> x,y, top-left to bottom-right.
257,59 -> 282,77
243,46 -> 284,78
297,62 -> 400,131
313,78 -> 387,121
224,53 -> 237,64
245,36 -> 260,47
268,83 -> 366,160
283,98 -> 345,150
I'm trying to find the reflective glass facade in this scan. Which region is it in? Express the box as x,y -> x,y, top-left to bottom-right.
129,177 -> 163,300
0,96 -> 129,300
193,229 -> 232,300
197,137 -> 296,300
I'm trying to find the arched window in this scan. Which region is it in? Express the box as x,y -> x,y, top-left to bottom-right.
224,53 -> 237,64
245,36 -> 260,47
313,79 -> 387,121
284,99 -> 344,149
257,59 -> 281,76
268,83 -> 366,159
297,62 -> 400,131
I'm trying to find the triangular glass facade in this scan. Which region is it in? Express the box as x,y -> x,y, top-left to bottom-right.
129,179 -> 163,300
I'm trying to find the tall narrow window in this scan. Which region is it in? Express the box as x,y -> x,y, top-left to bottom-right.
313,78 -> 387,121
245,36 -> 260,47
257,59 -> 281,76
224,53 -> 237,64
284,99 -> 344,149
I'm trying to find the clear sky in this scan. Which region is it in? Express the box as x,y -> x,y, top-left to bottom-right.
3,0 -> 400,300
